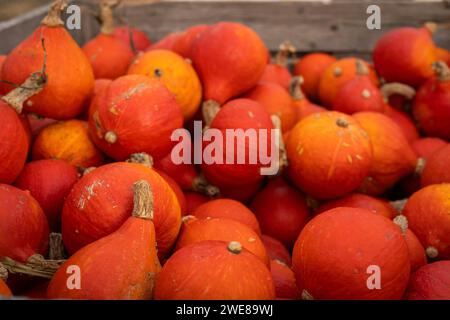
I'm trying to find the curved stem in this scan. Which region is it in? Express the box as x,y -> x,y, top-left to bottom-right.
0,263 -> 8,281
432,61 -> 450,82
100,0 -> 120,35
41,0 -> 67,27
380,82 -> 416,102
289,76 -> 305,100
275,41 -> 296,67
355,59 -> 368,76
1,255 -> 65,279
192,174 -> 220,197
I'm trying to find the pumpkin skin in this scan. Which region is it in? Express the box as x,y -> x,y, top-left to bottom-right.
289,76 -> 325,122
21,281 -> 49,299
191,22 -> 268,104
287,111 -> 372,199
261,235 -> 292,266
32,119 -> 104,169
0,279 -> 12,297
0,55 -> 6,70
316,193 -> 396,219
127,49 -> 202,121
259,42 -> 295,90
435,47 -> 450,65
373,27 -> 436,87
88,75 -> 183,161
384,105 -> 420,143
0,15 -> 94,119
270,260 -> 299,300
61,162 -> 181,259
113,26 -> 151,52
27,114 -> 57,139
421,144 -> 450,186
14,159 -> 79,231
184,191 -> 209,214
293,52 -> 336,101
250,177 -> 309,248
354,112 -> 417,196
404,261 -> 450,300
317,58 -> 378,107
176,217 -> 269,266
154,152 -> 199,191
48,181 -> 161,300
155,241 -> 275,300
243,82 -> 297,132
412,137 -> 447,159
0,184 -> 49,262
403,184 -> 450,260
412,62 -> 450,140
155,169 -> 187,217
404,229 -> 427,272
292,207 -> 410,300
0,101 -> 29,184
193,198 -> 261,234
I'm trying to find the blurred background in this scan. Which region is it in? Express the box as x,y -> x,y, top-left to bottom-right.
0,0 -> 51,21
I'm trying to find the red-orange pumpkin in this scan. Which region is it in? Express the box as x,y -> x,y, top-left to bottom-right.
421,144 -> 450,186
154,169 -> 187,217
383,105 -> 420,143
0,278 -> 12,297
404,229 -> 427,272
184,191 -> 209,215
292,207 -> 410,300
289,76 -> 325,122
270,259 -> 299,300
412,137 -> 447,159
404,261 -> 450,300
155,240 -> 275,300
48,180 -> 161,299
259,41 -> 295,90
261,235 -> 292,266
27,114 -> 57,139
113,26 -> 151,52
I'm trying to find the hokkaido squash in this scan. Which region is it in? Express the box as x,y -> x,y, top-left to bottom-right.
0,0 -> 94,119
191,22 -> 268,105
404,229 -> 427,272
15,159 -> 79,231
435,47 -> 450,66
0,55 -> 6,70
421,144 -> 450,186
412,137 -> 447,159
384,105 -> 420,143
48,180 -> 161,300
155,240 -> 275,300
113,26 -> 151,52
61,162 -> 181,259
403,184 -> 450,260
261,235 -> 292,266
259,41 -> 295,90
270,259 -> 299,300
127,49 -> 202,121
82,1 -> 134,79
184,191 -> 209,214
88,75 -> 183,161
287,111 -> 372,199
32,119 -> 104,169
289,76 -> 325,122
404,261 -> 450,300
27,114 -> 57,139
0,278 -> 12,297
292,207 -> 410,300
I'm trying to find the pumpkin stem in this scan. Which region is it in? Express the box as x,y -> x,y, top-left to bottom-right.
275,41 -> 296,67
192,174 -> 220,198
301,289 -> 314,300
415,157 -> 426,177
289,76 -> 305,100
132,180 -> 154,220
389,199 -> 408,213
48,233 -> 66,260
127,152 -> 154,167
41,0 -> 67,27
202,100 -> 221,127
432,61 -> 450,82
336,118 -> 349,128
424,21 -> 438,34
271,115 -> 288,173
0,263 -> 8,281
0,255 -> 65,279
425,246 -> 439,259
393,215 -> 408,235
181,215 -> 196,224
380,82 -> 416,102
99,0 -> 120,35
227,241 -> 242,254
104,131 -> 118,144
355,59 -> 369,76
305,196 -> 320,212
82,166 -> 97,176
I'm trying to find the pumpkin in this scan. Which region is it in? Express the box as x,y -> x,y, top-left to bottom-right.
193,198 -> 261,234
289,76 -> 325,122
403,184 -> 450,260
219,180 -> 263,203
250,177 -> 309,248
0,55 -> 6,70
316,193 -> 396,219
332,60 -> 385,114
243,81 -> 297,132
292,207 -> 410,300
88,75 -> 183,161
61,162 -> 181,259
412,137 -> 447,159
287,111 -> 372,199
113,26 -> 151,52
48,180 -> 161,300
293,52 -> 336,101
373,26 -> 437,87
32,119 -> 104,169
191,22 -> 268,105
184,191 -> 209,215
155,240 -> 275,300
354,112 -> 417,195
435,47 -> 450,66
14,159 -> 79,231
383,106 -> 420,143
0,0 -> 94,119
21,281 -> 49,299
404,261 -> 450,300
261,235 -> 292,266
413,61 -> 450,140
404,229 -> 427,272
27,114 -> 57,139
317,57 -> 378,107
270,260 -> 299,300
127,49 -> 202,121
82,1 -> 134,79
176,216 -> 269,265
421,144 -> 450,186
0,278 -> 12,297
259,41 -> 295,89
0,184 -> 49,263
154,169 -> 187,217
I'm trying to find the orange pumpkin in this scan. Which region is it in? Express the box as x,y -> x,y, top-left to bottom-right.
261,235 -> 292,266
270,259 -> 299,300
184,191 -> 209,214
384,105 -> 420,143
113,26 -> 151,52
404,229 -> 427,272
0,278 -> 12,297
421,144 -> 450,186
435,47 -> 450,66
259,41 -> 295,90
289,76 -> 325,122
127,49 -> 202,121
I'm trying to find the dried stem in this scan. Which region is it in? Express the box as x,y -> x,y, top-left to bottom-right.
132,180 -> 154,220
48,233 -> 65,260
380,82 -> 416,102
100,0 -> 120,35
289,76 -> 305,100
192,174 -> 220,198
271,115 -> 288,173
432,61 -> 450,82
41,0 -> 67,27
275,41 -> 296,67
202,100 -> 221,127
0,263 -> 8,281
390,199 -> 408,214
126,153 -> 154,167
1,255 -> 65,279
355,59 -> 369,76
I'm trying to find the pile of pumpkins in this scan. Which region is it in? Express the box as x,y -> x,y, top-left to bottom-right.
0,0 -> 449,300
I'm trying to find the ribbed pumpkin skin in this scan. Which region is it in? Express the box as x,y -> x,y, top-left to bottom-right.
261,235 -> 292,266
0,184 -> 49,262
403,184 -> 450,260
155,241 -> 275,300
191,22 -> 268,104
421,144 -> 450,186
61,163 -> 181,259
0,279 -> 12,297
404,261 -> 450,300
270,260 -> 299,300
0,26 -> 94,119
0,102 -> 29,184
48,216 -> 161,300
292,207 -> 410,300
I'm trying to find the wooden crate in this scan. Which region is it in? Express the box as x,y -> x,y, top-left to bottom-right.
0,0 -> 449,59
